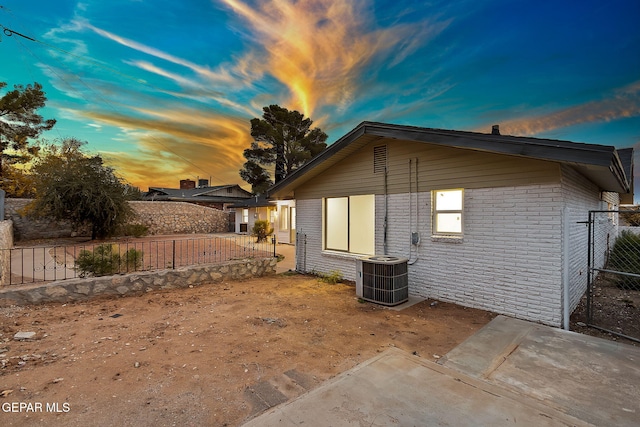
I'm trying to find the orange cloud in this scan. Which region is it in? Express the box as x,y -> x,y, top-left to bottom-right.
490,81 -> 640,137
221,0 -> 443,116
79,108 -> 252,189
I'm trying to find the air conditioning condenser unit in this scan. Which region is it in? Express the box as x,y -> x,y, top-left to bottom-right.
356,255 -> 409,306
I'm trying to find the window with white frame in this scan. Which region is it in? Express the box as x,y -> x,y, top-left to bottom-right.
324,195 -> 375,254
242,209 -> 249,223
433,189 -> 463,234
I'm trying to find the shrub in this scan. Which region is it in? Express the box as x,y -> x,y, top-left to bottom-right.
319,270 -> 343,285
75,244 -> 143,277
607,230 -> 640,290
252,219 -> 274,243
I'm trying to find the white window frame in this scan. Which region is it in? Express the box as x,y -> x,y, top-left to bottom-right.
432,189 -> 464,235
323,195 -> 375,255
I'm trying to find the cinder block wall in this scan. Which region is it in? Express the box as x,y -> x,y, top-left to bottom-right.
296,184 -> 567,326
561,165 -> 614,316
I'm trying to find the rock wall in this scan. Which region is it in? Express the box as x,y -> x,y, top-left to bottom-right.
4,199 -> 230,241
129,201 -> 229,235
4,199 -> 87,241
0,221 -> 13,286
0,257 -> 276,306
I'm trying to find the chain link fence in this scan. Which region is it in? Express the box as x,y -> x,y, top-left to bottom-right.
587,210 -> 640,342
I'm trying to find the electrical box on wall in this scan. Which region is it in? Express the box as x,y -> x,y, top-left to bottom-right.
411,232 -> 420,245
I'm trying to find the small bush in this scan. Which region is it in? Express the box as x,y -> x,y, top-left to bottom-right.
319,270 -> 343,285
252,219 -> 274,243
75,244 -> 143,277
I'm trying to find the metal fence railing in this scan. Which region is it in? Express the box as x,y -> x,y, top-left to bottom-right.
2,234 -> 276,286
587,210 -> 640,343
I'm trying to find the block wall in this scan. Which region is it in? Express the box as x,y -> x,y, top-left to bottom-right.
296,184 -> 567,326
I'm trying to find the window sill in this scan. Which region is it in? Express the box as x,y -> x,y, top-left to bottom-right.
431,235 -> 464,244
321,250 -> 371,260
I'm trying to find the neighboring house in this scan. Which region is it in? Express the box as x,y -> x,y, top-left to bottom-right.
144,184 -> 253,210
268,121 -> 633,327
229,197 -> 296,244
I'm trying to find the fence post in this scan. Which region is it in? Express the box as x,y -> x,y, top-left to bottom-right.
172,240 -> 176,269
586,210 -> 593,324
272,236 -> 276,258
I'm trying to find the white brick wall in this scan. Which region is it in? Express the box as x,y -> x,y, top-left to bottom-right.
561,165 -> 616,315
296,184 -> 567,326
405,185 -> 564,326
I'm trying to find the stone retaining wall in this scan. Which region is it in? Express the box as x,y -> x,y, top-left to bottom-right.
129,201 -> 229,235
4,199 -> 230,241
4,199 -> 86,241
0,221 -> 13,286
0,257 -> 276,306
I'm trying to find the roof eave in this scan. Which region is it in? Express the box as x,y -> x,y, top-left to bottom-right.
267,121 -> 631,198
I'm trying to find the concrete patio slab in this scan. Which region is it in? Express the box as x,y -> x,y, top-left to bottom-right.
440,315 -> 640,427
243,315 -> 639,427
242,347 -> 590,426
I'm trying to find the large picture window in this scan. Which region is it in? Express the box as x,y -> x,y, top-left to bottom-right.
324,195 -> 375,254
433,189 -> 463,234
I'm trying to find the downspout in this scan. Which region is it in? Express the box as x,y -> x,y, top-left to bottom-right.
563,205 -> 570,330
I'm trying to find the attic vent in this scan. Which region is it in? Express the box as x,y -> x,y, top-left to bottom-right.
373,145 -> 387,173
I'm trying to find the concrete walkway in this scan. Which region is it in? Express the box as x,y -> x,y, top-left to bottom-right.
274,243 -> 295,274
243,315 -> 640,426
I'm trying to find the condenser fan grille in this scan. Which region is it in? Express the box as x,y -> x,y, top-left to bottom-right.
358,256 -> 409,306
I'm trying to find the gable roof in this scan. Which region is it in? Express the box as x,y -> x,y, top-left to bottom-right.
269,121 -> 631,199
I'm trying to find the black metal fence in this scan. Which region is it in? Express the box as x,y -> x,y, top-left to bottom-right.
2,234 -> 276,286
587,210 -> 640,343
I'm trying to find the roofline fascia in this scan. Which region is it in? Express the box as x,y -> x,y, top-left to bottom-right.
267,121 -> 627,197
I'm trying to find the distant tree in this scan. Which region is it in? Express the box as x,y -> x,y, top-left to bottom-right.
1,164 -> 36,198
0,82 -> 56,177
240,105 -> 327,194
239,160 -> 273,196
29,138 -> 135,239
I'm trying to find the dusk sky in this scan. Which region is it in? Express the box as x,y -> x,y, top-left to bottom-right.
1,0 -> 639,192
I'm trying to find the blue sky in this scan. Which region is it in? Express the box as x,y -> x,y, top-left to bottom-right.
1,0 -> 639,192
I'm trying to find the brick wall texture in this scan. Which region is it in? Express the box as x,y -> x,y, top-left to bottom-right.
296,175 -> 613,327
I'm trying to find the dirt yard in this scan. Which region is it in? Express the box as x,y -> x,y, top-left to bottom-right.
0,273 -> 494,426
570,273 -> 640,346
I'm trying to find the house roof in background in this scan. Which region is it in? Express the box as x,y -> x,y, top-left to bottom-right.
228,195 -> 274,208
145,184 -> 252,203
268,121 -> 632,199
